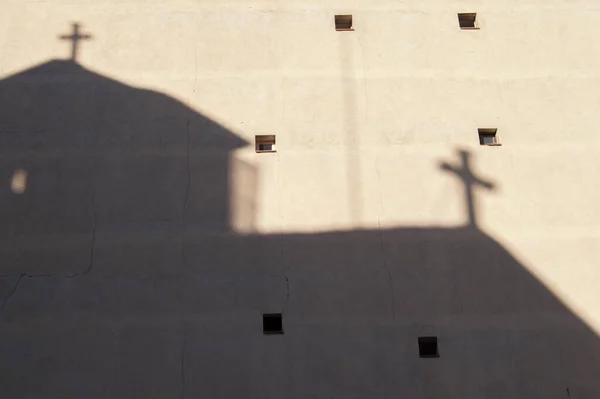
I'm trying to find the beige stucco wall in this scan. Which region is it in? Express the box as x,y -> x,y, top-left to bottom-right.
1,1 -> 600,397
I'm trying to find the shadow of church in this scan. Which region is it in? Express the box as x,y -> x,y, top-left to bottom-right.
0,24 -> 599,399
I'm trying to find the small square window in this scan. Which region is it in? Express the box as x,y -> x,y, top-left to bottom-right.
418,336 -> 439,358
458,13 -> 478,29
335,15 -> 353,31
478,128 -> 500,146
255,135 -> 276,153
263,313 -> 283,334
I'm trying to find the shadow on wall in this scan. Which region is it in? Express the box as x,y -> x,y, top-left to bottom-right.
0,56 -> 257,275
0,25 -> 600,399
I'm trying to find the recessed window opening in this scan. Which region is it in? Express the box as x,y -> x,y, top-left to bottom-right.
478,128 -> 500,146
458,13 -> 478,29
418,336 -> 439,358
255,135 -> 276,153
335,15 -> 353,31
263,313 -> 283,334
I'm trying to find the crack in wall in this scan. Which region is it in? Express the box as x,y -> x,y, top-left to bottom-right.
267,274 -> 290,311
275,152 -> 291,310
180,48 -> 197,275
180,329 -> 187,399
375,156 -> 396,324
83,186 -> 97,275
183,117 -> 192,221
0,187 -> 98,314
181,116 -> 192,273
276,152 -> 286,268
357,24 -> 369,132
0,274 -> 24,314
0,185 -> 98,282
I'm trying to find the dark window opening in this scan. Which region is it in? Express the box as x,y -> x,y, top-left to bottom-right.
335,15 -> 353,31
458,13 -> 478,29
478,128 -> 500,146
418,336 -> 439,358
263,313 -> 283,334
255,135 -> 276,153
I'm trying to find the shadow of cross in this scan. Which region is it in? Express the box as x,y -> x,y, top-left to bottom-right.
440,150 -> 496,228
59,23 -> 92,62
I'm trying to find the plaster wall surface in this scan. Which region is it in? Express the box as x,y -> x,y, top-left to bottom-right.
1,1 -> 600,398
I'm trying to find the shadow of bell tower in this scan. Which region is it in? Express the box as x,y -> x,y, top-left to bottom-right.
0,23 -> 252,274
